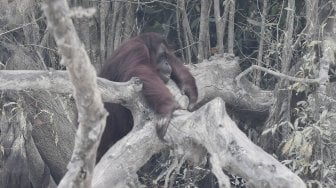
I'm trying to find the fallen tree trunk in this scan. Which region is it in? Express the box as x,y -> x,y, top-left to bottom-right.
0,57 -> 273,113
0,58 -> 304,187
93,98 -> 305,188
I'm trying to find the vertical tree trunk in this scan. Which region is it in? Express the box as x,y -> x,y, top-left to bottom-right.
227,0 -> 235,54
305,0 -> 320,120
198,0 -> 209,63
175,4 -> 186,62
255,0 -> 268,86
114,6 -> 124,49
281,0 -> 295,73
213,0 -> 224,55
318,2 -> 335,97
261,0 -> 296,152
124,2 -> 136,39
99,0 -> 109,66
106,1 -> 121,56
222,0 -> 231,50
178,0 -> 193,64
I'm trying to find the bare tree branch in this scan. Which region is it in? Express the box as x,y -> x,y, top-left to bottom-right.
0,57 -> 274,116
43,0 -> 108,187
237,65 -> 320,87
0,70 -> 142,104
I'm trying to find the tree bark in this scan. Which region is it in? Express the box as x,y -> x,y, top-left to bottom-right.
93,98 -> 305,188
43,0 -> 108,187
197,0 -> 209,62
227,0 -> 235,54
255,0 -> 268,86
99,0 -> 109,64
213,0 -> 224,55
262,0 -> 296,152
178,0 -> 194,64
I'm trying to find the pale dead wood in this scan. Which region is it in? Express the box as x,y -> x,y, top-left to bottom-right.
93,98 -> 306,188
43,0 -> 107,187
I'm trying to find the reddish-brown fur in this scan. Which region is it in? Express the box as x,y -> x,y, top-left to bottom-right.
98,33 -> 197,160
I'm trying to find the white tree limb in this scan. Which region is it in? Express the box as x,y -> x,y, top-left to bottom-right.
93,98 -> 306,188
